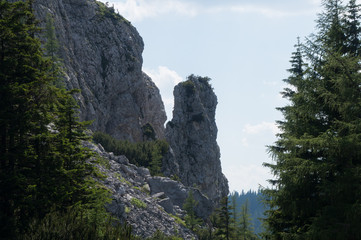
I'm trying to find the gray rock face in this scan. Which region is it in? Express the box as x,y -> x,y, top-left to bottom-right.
30,0 -> 229,233
148,176 -> 213,219
33,0 -> 166,141
163,75 -> 229,205
85,142 -> 197,239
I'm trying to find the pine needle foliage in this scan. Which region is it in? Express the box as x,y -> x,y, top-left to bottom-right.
0,1 -> 134,238
93,131 -> 169,176
263,0 -> 361,239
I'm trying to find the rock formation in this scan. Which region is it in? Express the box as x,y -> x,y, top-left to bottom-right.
163,75 -> 229,204
85,142 -> 197,239
33,0 -> 166,142
30,0 -> 229,236
147,176 -> 213,219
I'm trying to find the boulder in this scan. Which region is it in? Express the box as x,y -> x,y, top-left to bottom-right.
147,176 -> 213,219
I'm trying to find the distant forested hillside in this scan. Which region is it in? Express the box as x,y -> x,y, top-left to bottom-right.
229,190 -> 266,236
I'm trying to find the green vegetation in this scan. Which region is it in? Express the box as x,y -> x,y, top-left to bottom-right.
229,191 -> 266,236
181,74 -> 213,98
0,1 -> 136,238
43,12 -> 65,88
130,197 -> 147,209
170,174 -> 181,182
93,131 -> 169,176
168,213 -> 186,227
142,123 -> 157,140
44,13 -> 60,62
95,1 -> 130,24
94,154 -> 111,169
133,186 -> 141,191
6,0 -> 361,239
238,200 -> 256,240
211,196 -> 259,240
181,79 -> 196,96
263,0 -> 361,239
182,194 -> 259,240
22,206 -> 135,240
116,173 -> 131,186
133,185 -> 150,195
133,184 -> 151,194
146,230 -> 183,240
141,184 -> 150,194
214,196 -> 235,240
183,191 -> 203,231
125,206 -> 131,214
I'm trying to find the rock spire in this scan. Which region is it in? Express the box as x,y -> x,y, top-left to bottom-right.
163,75 -> 229,205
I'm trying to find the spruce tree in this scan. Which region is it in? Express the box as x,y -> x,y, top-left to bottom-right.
239,200 -> 256,240
215,196 -> 234,240
317,0 -> 346,52
230,194 -> 240,239
43,12 -> 64,87
264,0 -> 361,239
263,38 -> 314,240
344,0 -> 360,56
44,13 -> 59,61
0,1 -> 112,237
183,191 -> 202,232
0,0 -> 55,236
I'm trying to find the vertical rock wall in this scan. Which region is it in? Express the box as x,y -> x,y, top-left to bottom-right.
163,75 -> 229,205
32,0 -> 228,223
33,0 -> 166,142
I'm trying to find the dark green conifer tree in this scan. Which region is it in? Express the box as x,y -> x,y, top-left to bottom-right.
183,191 -> 202,232
230,194 -> 240,239
317,0 -> 346,52
44,13 -> 59,61
239,200 -> 256,240
215,196 -> 234,240
263,38 -> 313,240
0,1 -> 112,238
43,12 -> 64,88
344,0 -> 360,56
0,0 -> 55,236
264,0 -> 361,239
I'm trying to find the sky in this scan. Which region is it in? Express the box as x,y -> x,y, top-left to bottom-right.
97,0 -> 328,192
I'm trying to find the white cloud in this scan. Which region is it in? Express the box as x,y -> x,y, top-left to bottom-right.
101,0 -> 320,22
230,5 -> 316,18
109,0 -> 198,22
224,164 -> 273,192
243,121 -> 279,135
204,4 -> 318,18
145,66 -> 182,89
144,66 -> 183,120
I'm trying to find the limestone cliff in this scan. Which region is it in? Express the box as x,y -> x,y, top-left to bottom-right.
30,0 -> 229,236
33,0 -> 166,142
163,75 -> 229,205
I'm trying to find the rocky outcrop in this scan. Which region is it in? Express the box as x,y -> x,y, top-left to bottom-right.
147,177 -> 213,219
30,0 -> 229,234
163,75 -> 229,205
33,0 -> 166,142
85,142 -> 198,239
